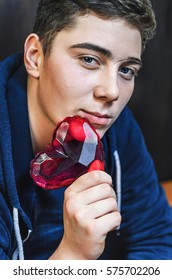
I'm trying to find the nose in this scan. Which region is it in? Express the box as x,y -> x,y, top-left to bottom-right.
94,71 -> 120,102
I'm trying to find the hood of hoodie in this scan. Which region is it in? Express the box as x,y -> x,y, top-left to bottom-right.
0,53 -> 33,259
0,53 -> 23,207
0,53 -> 34,214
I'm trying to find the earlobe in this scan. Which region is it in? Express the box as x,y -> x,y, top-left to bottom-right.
24,33 -> 43,78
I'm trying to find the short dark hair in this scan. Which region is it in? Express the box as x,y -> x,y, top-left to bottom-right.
33,0 -> 156,55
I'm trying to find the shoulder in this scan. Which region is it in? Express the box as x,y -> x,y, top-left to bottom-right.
0,53 -> 24,80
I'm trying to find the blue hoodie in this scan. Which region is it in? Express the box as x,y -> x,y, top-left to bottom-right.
0,53 -> 172,260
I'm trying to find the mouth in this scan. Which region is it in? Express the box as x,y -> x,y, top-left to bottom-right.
80,110 -> 111,126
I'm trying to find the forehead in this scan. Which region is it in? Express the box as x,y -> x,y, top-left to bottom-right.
65,13 -> 141,38
52,14 -> 142,59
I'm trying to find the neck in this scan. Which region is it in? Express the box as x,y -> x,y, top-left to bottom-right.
27,77 -> 54,154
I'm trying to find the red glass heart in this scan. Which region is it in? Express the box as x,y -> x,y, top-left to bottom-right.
30,116 -> 105,189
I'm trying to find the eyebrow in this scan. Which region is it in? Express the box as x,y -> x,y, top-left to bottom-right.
120,57 -> 142,68
70,42 -> 142,67
70,43 -> 113,58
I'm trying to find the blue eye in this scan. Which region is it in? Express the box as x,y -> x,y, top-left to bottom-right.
80,56 -> 101,69
120,66 -> 137,80
83,57 -> 94,64
121,67 -> 130,74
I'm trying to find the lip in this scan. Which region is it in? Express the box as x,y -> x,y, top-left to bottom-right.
81,110 -> 111,126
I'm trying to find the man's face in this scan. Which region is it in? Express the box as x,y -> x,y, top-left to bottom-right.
32,14 -> 142,139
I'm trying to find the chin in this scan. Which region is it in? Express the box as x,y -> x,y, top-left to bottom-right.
94,127 -> 107,139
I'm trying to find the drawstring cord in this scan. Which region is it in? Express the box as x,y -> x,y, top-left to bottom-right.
12,208 -> 24,260
114,150 -> 121,234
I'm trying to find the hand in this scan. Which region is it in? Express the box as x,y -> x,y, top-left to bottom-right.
49,170 -> 121,260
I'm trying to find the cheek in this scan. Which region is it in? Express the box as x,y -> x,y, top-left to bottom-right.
113,82 -> 134,119
51,68 -> 85,99
120,81 -> 134,103
43,55 -> 96,102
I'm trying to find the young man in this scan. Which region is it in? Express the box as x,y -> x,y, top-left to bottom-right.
0,0 -> 172,260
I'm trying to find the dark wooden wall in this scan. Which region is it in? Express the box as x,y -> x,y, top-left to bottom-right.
129,0 -> 172,181
0,0 -> 171,181
0,0 -> 39,60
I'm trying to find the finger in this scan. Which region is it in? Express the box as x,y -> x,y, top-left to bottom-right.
70,196 -> 118,223
66,170 -> 112,196
84,197 -> 118,220
95,211 -> 122,234
75,183 -> 116,205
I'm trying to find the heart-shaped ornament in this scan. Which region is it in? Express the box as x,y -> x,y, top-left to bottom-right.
30,116 -> 105,189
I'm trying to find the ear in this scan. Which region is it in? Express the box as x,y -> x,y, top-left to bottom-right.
24,33 -> 43,78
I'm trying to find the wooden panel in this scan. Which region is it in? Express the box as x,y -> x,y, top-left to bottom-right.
0,0 -> 39,60
161,181 -> 172,206
129,0 -> 172,181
